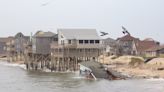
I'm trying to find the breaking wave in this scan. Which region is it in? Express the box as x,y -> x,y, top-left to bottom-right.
146,78 -> 164,81
0,61 -> 26,70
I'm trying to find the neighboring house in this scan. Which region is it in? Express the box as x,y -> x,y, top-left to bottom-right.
32,31 -> 56,54
14,32 -> 30,55
6,32 -> 30,61
103,38 -> 119,56
135,39 -> 159,56
117,34 -> 140,55
0,37 -> 13,57
6,37 -> 15,61
145,45 -> 164,57
117,35 -> 159,56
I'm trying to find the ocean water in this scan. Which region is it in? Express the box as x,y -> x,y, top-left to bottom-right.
0,61 -> 164,92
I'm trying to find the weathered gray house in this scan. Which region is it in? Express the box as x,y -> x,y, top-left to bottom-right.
14,32 -> 30,61
25,31 -> 57,70
14,32 -> 29,53
32,31 -> 56,54
50,29 -> 102,71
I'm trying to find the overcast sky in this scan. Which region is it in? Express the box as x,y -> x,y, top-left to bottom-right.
0,0 -> 163,43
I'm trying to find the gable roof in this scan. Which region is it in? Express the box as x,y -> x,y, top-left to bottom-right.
58,29 -> 100,40
15,32 -> 24,37
103,38 -> 117,46
34,31 -> 56,37
117,34 -> 139,41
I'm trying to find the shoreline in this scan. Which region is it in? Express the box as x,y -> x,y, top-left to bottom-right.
1,57 -> 164,80
108,64 -> 164,79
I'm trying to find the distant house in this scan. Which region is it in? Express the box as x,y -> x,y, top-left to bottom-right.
32,31 -> 56,54
145,45 -> 164,57
5,33 -> 30,61
14,32 -> 30,55
135,39 -> 159,56
117,35 -> 159,56
0,37 -> 13,57
103,38 -> 119,56
117,34 -> 140,55
6,37 -> 15,61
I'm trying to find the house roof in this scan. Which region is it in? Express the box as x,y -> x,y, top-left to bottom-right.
34,31 -> 56,37
0,37 -> 14,43
58,29 -> 100,40
117,34 -> 139,41
146,45 -> 164,52
15,32 -> 24,37
103,38 -> 117,46
143,38 -> 155,41
15,32 -> 30,40
136,41 -> 158,52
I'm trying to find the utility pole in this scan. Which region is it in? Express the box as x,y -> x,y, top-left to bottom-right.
100,31 -> 109,64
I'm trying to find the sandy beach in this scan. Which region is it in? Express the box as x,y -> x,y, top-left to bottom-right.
101,56 -> 164,79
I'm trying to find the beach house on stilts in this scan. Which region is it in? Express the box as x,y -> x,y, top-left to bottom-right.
50,29 -> 102,72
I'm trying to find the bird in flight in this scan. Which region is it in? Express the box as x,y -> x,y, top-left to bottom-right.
41,0 -> 54,6
100,31 -> 108,36
122,26 -> 130,35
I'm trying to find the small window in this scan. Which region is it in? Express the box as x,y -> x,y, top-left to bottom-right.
95,40 -> 100,44
84,40 -> 89,44
68,40 -> 71,44
53,38 -> 57,41
79,40 -> 83,44
90,40 -> 94,44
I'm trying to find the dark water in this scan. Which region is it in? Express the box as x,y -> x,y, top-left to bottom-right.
0,61 -> 164,92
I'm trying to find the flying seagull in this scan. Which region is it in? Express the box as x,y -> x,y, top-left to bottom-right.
41,3 -> 49,6
122,26 -> 130,35
41,0 -> 54,6
100,31 -> 108,36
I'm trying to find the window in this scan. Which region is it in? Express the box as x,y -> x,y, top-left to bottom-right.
84,40 -> 89,44
79,40 -> 83,44
53,38 -> 58,41
90,40 -> 94,44
95,40 -> 100,44
68,40 -> 71,44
